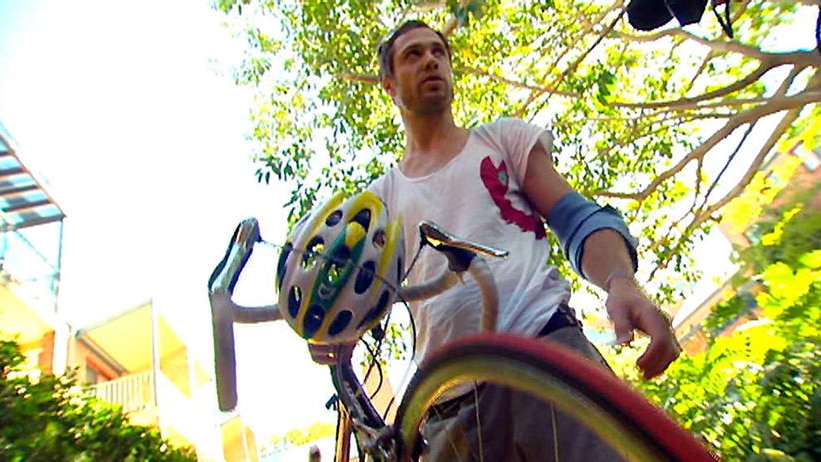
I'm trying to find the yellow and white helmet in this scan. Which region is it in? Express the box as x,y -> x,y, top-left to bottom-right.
276,191 -> 405,344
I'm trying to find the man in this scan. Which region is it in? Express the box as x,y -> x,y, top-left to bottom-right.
366,19 -> 681,460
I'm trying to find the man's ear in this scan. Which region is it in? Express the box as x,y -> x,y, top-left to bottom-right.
382,75 -> 396,98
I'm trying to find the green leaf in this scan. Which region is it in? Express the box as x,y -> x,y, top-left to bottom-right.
799,250 -> 821,269
0,338 -> 196,461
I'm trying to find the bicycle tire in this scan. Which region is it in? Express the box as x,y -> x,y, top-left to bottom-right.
393,333 -> 714,461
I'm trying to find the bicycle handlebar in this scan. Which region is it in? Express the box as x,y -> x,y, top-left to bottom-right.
206,217 -> 506,412
207,218 -> 282,411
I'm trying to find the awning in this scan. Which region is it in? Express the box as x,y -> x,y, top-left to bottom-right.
0,122 -> 65,231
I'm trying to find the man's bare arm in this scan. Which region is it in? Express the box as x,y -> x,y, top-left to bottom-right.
522,141 -> 680,379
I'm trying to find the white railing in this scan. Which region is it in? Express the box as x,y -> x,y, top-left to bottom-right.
91,371 -> 154,413
92,370 -> 225,460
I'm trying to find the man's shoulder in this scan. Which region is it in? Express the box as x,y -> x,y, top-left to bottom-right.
367,168 -> 399,195
470,117 -> 543,143
473,117 -> 532,133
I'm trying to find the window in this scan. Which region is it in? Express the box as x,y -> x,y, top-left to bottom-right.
744,225 -> 763,244
85,365 -> 100,384
84,361 -> 110,385
794,145 -> 821,171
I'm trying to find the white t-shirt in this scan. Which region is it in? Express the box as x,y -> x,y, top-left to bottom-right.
369,117 -> 571,364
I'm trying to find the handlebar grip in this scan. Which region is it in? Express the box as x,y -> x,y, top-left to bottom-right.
211,292 -> 238,411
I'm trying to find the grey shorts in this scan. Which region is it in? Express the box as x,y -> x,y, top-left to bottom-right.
421,312 -> 626,462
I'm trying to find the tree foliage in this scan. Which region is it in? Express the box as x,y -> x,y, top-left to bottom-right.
607,191 -> 821,460
263,420 -> 335,453
0,339 -> 196,462
213,3 -> 821,455
634,251 -> 821,461
706,185 -> 821,334
216,0 -> 821,303
736,185 -> 821,275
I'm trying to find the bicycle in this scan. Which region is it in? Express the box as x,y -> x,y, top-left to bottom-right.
207,215 -> 716,461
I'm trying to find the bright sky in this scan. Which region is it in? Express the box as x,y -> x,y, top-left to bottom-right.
0,0 -> 338,438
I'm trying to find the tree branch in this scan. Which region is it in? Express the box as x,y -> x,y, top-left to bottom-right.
457,66 -> 578,96
593,86 -> 821,201
515,8 -> 625,118
670,92 -> 821,110
648,104 -> 803,277
622,92 -> 820,122
681,30 -> 821,67
335,66 -> 581,98
644,68 -> 821,271
611,61 -> 776,109
337,72 -> 379,84
518,19 -> 585,83
766,0 -> 820,7
441,0 -> 471,36
699,121 -> 756,207
591,110 -> 735,123
512,20 -> 599,118
617,28 -> 821,67
412,1 -> 446,12
683,51 -> 715,95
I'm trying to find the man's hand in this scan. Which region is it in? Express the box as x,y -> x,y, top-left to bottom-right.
605,277 -> 681,379
308,342 -> 356,365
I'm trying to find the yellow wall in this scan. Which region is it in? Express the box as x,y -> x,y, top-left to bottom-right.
222,416 -> 260,462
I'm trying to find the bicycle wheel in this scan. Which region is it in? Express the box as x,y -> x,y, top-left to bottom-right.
393,333 -> 715,461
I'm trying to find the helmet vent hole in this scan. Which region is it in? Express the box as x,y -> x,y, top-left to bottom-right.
355,261 -> 376,294
303,304 -> 325,338
328,246 -> 351,284
325,210 -> 343,226
372,230 -> 386,248
352,209 -> 371,230
329,310 -> 353,336
376,290 -> 391,312
276,242 -> 293,291
357,290 -> 392,329
287,286 -> 302,318
302,237 -> 325,268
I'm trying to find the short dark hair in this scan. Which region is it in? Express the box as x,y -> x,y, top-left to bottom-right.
377,20 -> 452,79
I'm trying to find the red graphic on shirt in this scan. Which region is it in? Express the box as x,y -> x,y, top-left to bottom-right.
480,156 -> 546,240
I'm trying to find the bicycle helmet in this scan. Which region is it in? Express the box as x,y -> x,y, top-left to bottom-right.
276,191 -> 405,344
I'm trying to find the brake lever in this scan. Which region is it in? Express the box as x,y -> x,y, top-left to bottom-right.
208,217 -> 262,412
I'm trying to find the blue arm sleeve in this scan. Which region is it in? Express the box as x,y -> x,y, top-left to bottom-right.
546,192 -> 639,279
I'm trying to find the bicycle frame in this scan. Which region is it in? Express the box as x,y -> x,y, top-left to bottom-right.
331,362 -> 394,461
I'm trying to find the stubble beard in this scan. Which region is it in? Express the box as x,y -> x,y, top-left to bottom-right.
413,88 -> 453,116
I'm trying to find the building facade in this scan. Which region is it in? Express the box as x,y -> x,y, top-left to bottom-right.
673,141 -> 821,353
0,121 -> 259,461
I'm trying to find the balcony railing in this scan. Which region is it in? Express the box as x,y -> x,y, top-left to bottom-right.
90,370 -> 225,459
91,371 -> 155,414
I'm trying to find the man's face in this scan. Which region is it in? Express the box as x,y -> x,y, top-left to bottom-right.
383,27 -> 453,115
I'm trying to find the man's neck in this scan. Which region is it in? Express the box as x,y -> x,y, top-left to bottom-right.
399,110 -> 469,178
403,111 -> 461,155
